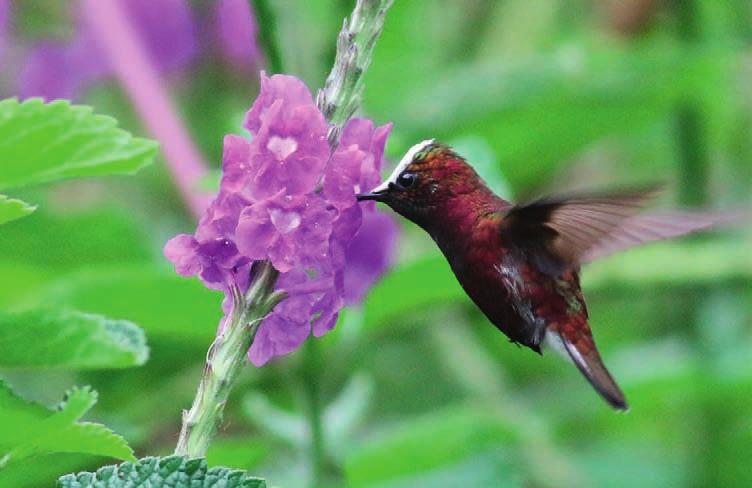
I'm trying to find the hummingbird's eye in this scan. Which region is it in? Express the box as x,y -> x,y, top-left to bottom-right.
396,172 -> 417,189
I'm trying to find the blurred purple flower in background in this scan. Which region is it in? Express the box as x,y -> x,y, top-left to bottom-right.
13,0 -> 257,101
213,0 -> 260,73
19,38 -> 102,101
120,0 -> 198,73
0,0 -> 9,64
165,73 -> 396,365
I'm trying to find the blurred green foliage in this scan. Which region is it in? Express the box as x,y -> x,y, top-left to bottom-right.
1,0 -> 751,487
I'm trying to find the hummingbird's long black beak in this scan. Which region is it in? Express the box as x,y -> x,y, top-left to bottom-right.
356,190 -> 386,202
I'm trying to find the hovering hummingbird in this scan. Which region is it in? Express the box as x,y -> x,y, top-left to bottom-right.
357,139 -> 727,410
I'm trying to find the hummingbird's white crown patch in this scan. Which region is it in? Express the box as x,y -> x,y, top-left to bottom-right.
371,138 -> 435,193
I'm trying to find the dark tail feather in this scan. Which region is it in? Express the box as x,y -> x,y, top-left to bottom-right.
548,331 -> 628,411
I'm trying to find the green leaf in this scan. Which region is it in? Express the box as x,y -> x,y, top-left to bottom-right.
57,456 -> 267,488
42,266 -> 223,343
0,309 -> 148,369
0,208 -> 151,275
0,98 -> 157,191
206,439 -> 269,472
0,261 -> 50,308
368,449 -> 522,488
362,255 -> 460,331
0,195 -> 36,225
0,383 -> 135,469
344,405 -> 519,486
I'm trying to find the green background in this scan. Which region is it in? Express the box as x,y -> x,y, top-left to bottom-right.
1,0 -> 751,486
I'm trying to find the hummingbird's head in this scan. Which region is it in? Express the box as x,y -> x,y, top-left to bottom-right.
357,139 -> 486,227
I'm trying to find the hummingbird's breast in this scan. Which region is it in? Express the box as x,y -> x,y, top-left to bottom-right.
429,210 -> 544,348
430,206 -> 585,351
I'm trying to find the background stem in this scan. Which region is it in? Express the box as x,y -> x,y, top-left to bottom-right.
251,0 -> 285,74
302,340 -> 326,487
673,0 -> 708,207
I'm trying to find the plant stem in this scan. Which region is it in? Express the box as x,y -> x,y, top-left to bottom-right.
175,262 -> 283,457
317,0 -> 394,145
302,340 -> 325,487
251,0 -> 285,74
672,0 -> 708,207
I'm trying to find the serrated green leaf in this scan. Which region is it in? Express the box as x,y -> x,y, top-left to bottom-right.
0,309 -> 149,369
57,455 -> 267,488
0,382 -> 135,469
0,194 -> 36,225
0,98 -> 157,190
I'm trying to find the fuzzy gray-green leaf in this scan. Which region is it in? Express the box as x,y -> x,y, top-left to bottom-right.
57,455 -> 267,488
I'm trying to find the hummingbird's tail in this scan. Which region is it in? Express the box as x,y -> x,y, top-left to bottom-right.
545,329 -> 628,411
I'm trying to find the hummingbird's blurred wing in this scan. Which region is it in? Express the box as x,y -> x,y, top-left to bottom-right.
580,210 -> 730,263
501,186 -> 660,275
500,185 -> 733,275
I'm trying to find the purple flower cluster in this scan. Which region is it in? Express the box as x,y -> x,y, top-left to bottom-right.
12,0 -> 258,101
165,73 -> 395,365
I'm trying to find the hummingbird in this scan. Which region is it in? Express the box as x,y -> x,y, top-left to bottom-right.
357,139 -> 727,410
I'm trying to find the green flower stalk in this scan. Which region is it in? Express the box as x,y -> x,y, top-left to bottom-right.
173,0 -> 394,458
175,262 -> 283,456
318,0 -> 394,143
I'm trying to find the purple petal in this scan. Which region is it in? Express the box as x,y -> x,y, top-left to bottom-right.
324,145 -> 366,209
235,202 -> 278,262
248,312 -> 310,366
248,269 -> 316,365
164,234 -> 201,276
244,72 -> 318,133
343,210 -> 399,304
221,134 -> 253,192
311,272 -> 344,336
